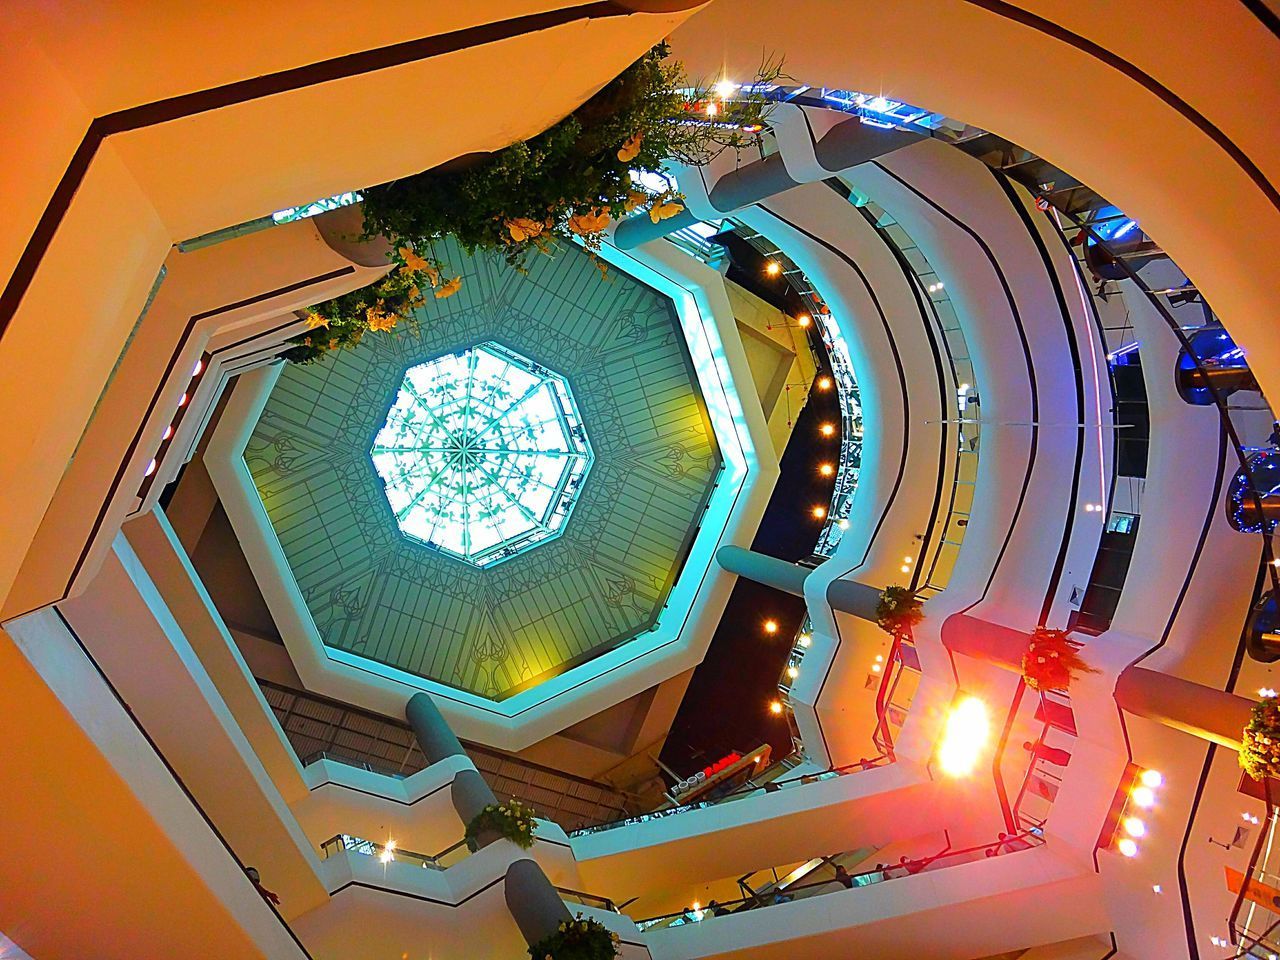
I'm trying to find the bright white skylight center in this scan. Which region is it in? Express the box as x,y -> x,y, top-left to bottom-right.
371,342 -> 593,567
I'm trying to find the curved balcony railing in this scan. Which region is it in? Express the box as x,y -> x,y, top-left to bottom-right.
568,755 -> 890,839
634,831 -> 1042,930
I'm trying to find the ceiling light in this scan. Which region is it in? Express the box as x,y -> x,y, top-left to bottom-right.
1139,769 -> 1163,788
1131,786 -> 1156,808
838,519 -> 849,530
765,261 -> 781,277
714,79 -> 738,98
819,463 -> 834,476
1123,817 -> 1146,838
1117,838 -> 1139,857
797,313 -> 811,328
786,665 -> 799,679
705,102 -> 719,117
769,700 -> 784,716
938,696 -> 990,777
764,619 -> 779,635
813,506 -> 827,519
819,423 -> 835,437
798,633 -> 812,647
871,663 -> 882,673
191,358 -> 204,377
817,376 -> 833,390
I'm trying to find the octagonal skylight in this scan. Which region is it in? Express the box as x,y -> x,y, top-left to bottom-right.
370,342 -> 594,567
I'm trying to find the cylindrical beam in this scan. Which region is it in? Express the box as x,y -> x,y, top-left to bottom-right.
405,692 -> 465,764
715,545 -> 812,597
1239,495 -> 1280,526
826,579 -> 883,622
1115,666 -> 1254,750
504,859 -> 574,947
1177,364 -> 1259,394
939,614 -> 1026,671
612,206 -> 698,249
452,768 -> 498,827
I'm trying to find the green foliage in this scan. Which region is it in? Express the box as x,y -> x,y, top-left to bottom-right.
285,43 -> 780,364
359,42 -> 780,276
528,915 -> 620,960
1021,627 -> 1097,692
1241,698 -> 1280,781
875,586 -> 923,637
281,264 -> 438,364
464,799 -> 538,851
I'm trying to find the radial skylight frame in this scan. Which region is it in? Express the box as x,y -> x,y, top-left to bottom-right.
370,341 -> 594,567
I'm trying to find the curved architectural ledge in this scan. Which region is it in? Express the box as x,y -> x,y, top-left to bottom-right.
206,238 -> 777,750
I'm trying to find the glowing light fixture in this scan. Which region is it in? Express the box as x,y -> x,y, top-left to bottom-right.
1123,817 -> 1146,838
380,840 -> 397,864
1117,837 -> 1139,857
765,261 -> 782,277
769,700 -> 784,716
798,633 -> 812,648
714,79 -> 738,98
817,376 -> 833,391
797,313 -> 812,328
937,696 -> 990,777
1131,786 -> 1156,808
1139,769 -> 1163,788
819,463 -> 834,477
812,506 -> 827,519
764,619 -> 779,635
819,423 -> 835,437
786,665 -> 799,679
705,102 -> 719,117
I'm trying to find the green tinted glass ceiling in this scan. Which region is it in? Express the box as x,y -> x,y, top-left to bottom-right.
371,342 -> 593,567
245,239 -> 722,700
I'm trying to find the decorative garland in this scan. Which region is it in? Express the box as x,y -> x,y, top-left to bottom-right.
1241,698 -> 1280,781
1021,627 -> 1097,692
875,586 -> 923,637
285,43 -> 779,363
528,915 -> 620,960
464,799 -> 537,851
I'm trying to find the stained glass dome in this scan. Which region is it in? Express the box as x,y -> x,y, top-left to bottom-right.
370,342 -> 594,567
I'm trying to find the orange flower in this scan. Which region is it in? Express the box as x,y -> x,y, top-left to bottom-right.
365,301 -> 399,332
504,218 -> 545,243
398,245 -> 428,273
435,276 -> 462,299
567,207 -> 611,236
623,190 -> 648,213
648,198 -> 685,223
616,132 -> 643,163
304,311 -> 330,329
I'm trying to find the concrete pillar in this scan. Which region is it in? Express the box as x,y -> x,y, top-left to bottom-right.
939,614 -> 1027,671
504,859 -> 573,947
452,768 -> 497,826
826,579 -> 883,622
715,545 -> 812,597
405,692 -> 465,764
1115,666 -> 1254,750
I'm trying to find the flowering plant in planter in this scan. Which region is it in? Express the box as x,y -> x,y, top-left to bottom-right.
528,915 -> 620,960
284,44 -> 779,363
1241,698 -> 1280,781
1021,627 -> 1097,692
359,42 -> 780,279
464,799 -> 537,852
875,586 -> 924,637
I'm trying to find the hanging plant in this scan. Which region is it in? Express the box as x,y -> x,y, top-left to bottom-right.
280,245 -> 455,364
1021,627 -> 1097,692
875,586 -> 924,637
464,799 -> 538,851
358,42 -> 781,279
527,915 -> 620,960
1241,698 -> 1280,781
284,44 -> 780,364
